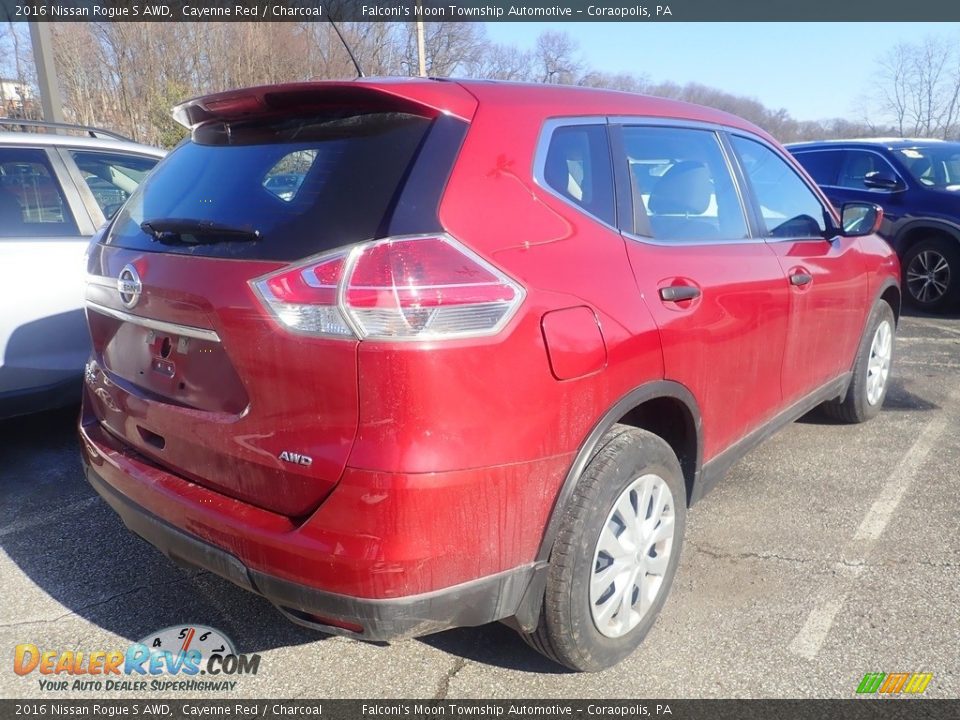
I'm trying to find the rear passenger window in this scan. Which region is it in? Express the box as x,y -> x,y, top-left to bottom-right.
731,136 -> 830,239
0,148 -> 78,238
619,126 -> 748,241
792,150 -> 842,186
542,124 -> 616,227
837,150 -> 899,190
69,150 -> 158,220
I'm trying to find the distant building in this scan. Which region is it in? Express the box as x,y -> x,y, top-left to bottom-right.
0,79 -> 34,116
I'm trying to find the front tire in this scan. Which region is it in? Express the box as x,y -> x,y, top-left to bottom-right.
902,236 -> 960,312
522,426 -> 686,671
822,301 -> 895,423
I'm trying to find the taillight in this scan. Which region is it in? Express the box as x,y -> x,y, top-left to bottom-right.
253,253 -> 353,337
252,234 -> 524,341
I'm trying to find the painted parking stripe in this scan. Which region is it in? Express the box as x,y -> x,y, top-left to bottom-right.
788,388 -> 957,660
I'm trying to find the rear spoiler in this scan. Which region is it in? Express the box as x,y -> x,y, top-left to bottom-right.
172,80 -> 477,130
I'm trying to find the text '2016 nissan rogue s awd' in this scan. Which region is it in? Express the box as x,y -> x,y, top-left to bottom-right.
80,79 -> 900,671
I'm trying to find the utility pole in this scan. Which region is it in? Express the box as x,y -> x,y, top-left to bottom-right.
29,22 -> 64,122
416,19 -> 427,77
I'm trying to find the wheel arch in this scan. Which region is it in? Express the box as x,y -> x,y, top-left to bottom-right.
879,281 -> 901,325
508,380 -> 702,633
893,219 -> 960,256
836,279 -> 900,405
539,380 -> 702,564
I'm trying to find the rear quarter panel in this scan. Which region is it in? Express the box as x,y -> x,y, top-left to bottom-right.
345,98 -> 667,586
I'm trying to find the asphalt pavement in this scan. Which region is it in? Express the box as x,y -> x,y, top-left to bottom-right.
1,309 -> 957,700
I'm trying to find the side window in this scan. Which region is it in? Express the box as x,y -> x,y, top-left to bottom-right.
69,150 -> 159,220
837,150 -> 880,190
542,124 -> 616,227
731,135 -> 830,239
792,150 -> 842,186
620,126 -> 747,241
837,150 -> 889,190
0,148 -> 79,238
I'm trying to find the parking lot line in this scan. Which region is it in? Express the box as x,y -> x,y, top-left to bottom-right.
788,386 -> 957,660
853,408 -> 952,543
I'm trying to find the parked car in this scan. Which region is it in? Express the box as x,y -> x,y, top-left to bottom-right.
0,119 -> 164,419
787,138 -> 960,312
262,172 -> 306,201
79,80 -> 899,671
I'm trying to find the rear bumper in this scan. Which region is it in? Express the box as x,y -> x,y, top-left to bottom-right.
79,415 -> 555,641
86,463 -> 534,640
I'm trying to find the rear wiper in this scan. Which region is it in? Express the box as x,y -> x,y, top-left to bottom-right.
140,218 -> 261,245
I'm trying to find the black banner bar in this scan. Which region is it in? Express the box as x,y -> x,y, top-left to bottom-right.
1,699 -> 956,719
3,0 -> 960,22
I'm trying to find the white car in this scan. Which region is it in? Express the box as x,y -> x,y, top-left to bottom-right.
0,119 -> 164,419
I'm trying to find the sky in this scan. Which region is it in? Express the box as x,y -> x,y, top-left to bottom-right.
485,22 -> 956,122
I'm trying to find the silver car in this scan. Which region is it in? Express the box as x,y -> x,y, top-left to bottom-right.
0,119 -> 164,419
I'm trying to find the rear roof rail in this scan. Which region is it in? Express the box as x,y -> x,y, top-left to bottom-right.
0,117 -> 134,142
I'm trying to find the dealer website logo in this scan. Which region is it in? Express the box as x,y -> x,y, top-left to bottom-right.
13,625 -> 261,693
856,672 -> 933,695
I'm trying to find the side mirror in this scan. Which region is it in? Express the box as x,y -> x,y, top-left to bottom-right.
840,202 -> 884,237
863,171 -> 903,191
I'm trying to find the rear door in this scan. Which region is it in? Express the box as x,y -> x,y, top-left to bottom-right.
729,134 -> 868,403
793,147 -> 910,231
610,122 -> 791,461
0,144 -> 96,399
829,148 -> 908,224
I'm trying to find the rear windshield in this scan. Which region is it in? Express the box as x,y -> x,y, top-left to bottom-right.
104,111 -> 432,260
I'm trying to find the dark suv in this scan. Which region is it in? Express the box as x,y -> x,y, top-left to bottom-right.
81,80 -> 899,671
788,139 -> 960,312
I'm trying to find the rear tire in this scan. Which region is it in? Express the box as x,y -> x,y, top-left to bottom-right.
522,426 -> 686,671
902,236 -> 960,312
822,302 -> 895,424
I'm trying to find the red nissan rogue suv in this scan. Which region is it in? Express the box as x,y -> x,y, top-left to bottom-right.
80,79 -> 900,671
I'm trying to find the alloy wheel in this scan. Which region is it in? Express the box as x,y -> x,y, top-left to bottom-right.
906,250 -> 951,305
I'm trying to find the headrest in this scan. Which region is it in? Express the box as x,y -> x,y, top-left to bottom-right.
648,161 -> 712,216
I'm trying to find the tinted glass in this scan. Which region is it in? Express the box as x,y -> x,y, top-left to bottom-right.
895,145 -> 960,188
792,150 -> 842,186
732,136 -> 829,239
105,111 -> 432,260
69,150 -> 158,219
620,126 -> 747,241
543,124 -> 616,226
837,150 -> 899,190
0,148 -> 78,238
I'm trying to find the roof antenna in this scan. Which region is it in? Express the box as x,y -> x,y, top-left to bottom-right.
328,20 -> 365,78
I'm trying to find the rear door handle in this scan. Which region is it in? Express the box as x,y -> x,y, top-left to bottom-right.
790,272 -> 813,287
659,286 -> 701,302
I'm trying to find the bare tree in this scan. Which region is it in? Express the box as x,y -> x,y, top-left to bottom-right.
467,43 -> 534,82
578,70 -> 648,93
875,36 -> 960,139
533,31 -> 582,85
